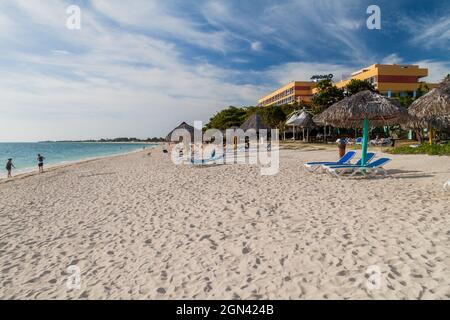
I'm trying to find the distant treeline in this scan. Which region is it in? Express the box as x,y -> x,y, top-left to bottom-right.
42,137 -> 165,143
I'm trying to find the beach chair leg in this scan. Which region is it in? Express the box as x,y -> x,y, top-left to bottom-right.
349,168 -> 361,178
330,170 -> 340,177
328,169 -> 339,178
368,169 -> 377,178
336,169 -> 350,178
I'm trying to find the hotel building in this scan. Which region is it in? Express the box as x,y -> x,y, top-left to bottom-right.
334,64 -> 438,98
258,64 -> 438,106
257,81 -> 316,107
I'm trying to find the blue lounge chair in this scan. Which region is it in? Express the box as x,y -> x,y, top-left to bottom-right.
327,158 -> 391,178
304,151 -> 356,172
322,152 -> 376,170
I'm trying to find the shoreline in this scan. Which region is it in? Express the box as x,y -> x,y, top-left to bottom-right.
0,146 -> 157,184
0,141 -> 164,144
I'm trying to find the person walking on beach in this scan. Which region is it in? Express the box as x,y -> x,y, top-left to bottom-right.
6,159 -> 15,178
37,154 -> 45,173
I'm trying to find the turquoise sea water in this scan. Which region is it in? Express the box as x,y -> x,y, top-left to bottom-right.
0,142 -> 154,178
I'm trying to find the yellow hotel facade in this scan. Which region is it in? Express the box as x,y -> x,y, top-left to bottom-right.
257,81 -> 316,107
258,64 -> 439,107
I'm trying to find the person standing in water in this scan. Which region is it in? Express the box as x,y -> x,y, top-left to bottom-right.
37,154 -> 45,173
6,159 -> 15,178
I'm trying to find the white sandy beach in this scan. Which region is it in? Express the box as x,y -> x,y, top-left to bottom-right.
0,147 -> 449,299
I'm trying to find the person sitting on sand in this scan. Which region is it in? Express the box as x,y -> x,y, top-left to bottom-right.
37,154 -> 45,173
6,158 -> 15,178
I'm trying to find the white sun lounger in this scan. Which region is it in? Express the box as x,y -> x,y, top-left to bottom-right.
327,158 -> 391,178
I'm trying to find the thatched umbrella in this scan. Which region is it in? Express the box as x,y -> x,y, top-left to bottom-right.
402,114 -> 450,141
313,113 -> 332,142
317,90 -> 407,164
312,113 -> 325,126
430,115 -> 450,132
400,114 -> 427,142
166,121 -> 200,143
286,110 -> 316,141
240,113 -> 270,132
409,79 -> 450,143
286,112 -> 299,140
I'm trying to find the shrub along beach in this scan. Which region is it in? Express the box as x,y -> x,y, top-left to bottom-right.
388,144 -> 450,155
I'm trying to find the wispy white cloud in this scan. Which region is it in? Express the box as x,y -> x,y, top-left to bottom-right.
91,0 -> 232,52
200,0 -> 368,62
0,1 -> 267,141
382,53 -> 404,64
399,14 -> 450,49
250,41 -> 262,51
0,10 -> 12,33
0,0 -> 448,141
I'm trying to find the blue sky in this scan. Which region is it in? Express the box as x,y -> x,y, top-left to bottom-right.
0,0 -> 449,141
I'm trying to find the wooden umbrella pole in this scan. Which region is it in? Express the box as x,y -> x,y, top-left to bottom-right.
429,125 -> 433,145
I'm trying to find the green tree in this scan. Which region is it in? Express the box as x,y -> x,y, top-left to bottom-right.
416,83 -> 430,98
205,106 -> 248,130
280,103 -> 302,116
397,96 -> 414,107
205,100 -> 313,131
259,105 -> 287,128
345,79 -> 376,96
312,79 -> 344,110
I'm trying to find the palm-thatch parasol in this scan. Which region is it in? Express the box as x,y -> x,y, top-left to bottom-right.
402,114 -> 450,136
240,113 -> 270,131
317,90 -> 407,164
430,115 -> 450,132
286,110 -> 316,141
166,121 -> 201,143
313,113 -> 332,142
400,114 -> 427,141
312,113 -> 326,126
409,78 -> 450,143
286,112 -> 299,140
